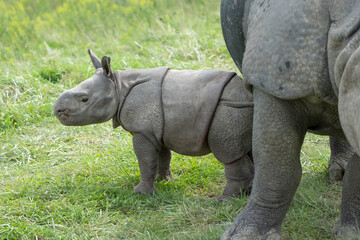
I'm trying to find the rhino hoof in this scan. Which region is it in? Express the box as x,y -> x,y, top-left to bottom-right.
333,221 -> 360,239
217,193 -> 240,202
156,171 -> 173,182
134,182 -> 156,195
329,163 -> 344,182
222,226 -> 281,240
218,187 -> 251,202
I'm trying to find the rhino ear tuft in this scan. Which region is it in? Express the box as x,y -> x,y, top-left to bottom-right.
88,49 -> 102,69
101,56 -> 113,78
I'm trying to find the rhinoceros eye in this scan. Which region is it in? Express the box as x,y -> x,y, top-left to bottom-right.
81,97 -> 88,103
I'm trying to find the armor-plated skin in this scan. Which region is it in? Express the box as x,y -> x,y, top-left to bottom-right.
54,50 -> 254,200
221,0 -> 360,239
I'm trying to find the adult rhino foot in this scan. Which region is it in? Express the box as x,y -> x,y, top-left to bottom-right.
333,221 -> 360,239
328,162 -> 345,182
222,225 -> 281,240
134,181 -> 156,195
221,212 -> 281,240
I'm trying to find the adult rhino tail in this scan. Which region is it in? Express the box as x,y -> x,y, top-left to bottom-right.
220,0 -> 249,73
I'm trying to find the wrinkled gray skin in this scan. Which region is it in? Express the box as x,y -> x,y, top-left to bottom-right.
328,137 -> 353,182
54,50 -> 350,204
221,0 -> 360,239
54,50 -> 254,200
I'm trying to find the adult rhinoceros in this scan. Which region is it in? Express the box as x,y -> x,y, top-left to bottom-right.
220,0 -> 360,239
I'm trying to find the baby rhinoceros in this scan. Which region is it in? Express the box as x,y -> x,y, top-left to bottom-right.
54,50 -> 254,200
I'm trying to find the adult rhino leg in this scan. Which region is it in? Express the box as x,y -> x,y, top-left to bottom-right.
328,137 -> 353,182
222,88 -> 307,240
334,153 -> 360,238
132,134 -> 159,195
157,147 -> 173,181
218,154 -> 254,202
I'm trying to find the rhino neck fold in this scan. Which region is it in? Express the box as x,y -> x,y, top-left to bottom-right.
111,67 -> 170,129
111,71 -> 122,128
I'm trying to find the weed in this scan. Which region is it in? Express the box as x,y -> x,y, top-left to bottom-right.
38,68 -> 64,84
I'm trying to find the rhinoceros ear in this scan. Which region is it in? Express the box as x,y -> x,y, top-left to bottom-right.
88,49 -> 102,69
101,56 -> 113,78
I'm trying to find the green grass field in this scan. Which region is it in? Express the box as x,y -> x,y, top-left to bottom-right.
0,0 -> 342,239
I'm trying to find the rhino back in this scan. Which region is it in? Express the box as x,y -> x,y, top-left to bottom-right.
242,0 -> 336,103
162,70 -> 235,156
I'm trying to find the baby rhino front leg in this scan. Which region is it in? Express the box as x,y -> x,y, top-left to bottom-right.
132,134 -> 159,195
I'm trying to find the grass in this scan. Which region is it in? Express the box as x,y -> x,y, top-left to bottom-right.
0,0 -> 342,239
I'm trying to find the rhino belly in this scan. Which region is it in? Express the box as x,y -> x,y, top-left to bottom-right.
243,0 -> 336,104
162,70 -> 234,156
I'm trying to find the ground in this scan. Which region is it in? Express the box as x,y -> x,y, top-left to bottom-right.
0,0 -> 342,239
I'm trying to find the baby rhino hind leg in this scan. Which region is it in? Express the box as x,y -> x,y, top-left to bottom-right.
157,147 -> 173,181
219,154 -> 254,201
208,77 -> 254,200
328,137 -> 354,182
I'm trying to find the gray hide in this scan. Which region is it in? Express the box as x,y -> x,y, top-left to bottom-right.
54,50 -> 254,200
220,0 -> 360,239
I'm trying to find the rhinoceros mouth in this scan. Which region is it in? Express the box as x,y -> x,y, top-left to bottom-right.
55,108 -> 91,126
57,113 -> 73,121
58,113 -> 71,118
56,113 -> 82,126
55,108 -> 78,120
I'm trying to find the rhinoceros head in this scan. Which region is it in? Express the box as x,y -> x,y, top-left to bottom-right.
54,50 -> 118,126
